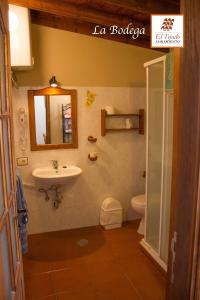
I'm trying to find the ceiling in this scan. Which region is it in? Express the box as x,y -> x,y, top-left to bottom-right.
9,0 -> 180,51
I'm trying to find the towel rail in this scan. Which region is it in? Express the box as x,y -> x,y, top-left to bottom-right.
17,209 -> 27,214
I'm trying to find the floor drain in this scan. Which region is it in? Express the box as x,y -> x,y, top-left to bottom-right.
76,238 -> 89,247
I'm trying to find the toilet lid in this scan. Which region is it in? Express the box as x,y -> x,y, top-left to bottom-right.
131,194 -> 145,207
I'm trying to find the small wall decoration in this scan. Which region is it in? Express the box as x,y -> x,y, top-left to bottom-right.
86,90 -> 96,107
18,108 -> 28,155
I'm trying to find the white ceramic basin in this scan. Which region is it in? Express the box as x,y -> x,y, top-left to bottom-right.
32,166 -> 82,184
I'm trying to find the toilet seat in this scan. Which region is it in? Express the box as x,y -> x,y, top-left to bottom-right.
131,195 -> 145,208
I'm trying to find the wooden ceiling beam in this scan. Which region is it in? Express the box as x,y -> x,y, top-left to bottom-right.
8,0 -> 149,29
89,0 -> 180,15
31,10 -> 152,49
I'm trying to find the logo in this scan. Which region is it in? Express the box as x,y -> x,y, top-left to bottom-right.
151,15 -> 184,48
161,18 -> 174,31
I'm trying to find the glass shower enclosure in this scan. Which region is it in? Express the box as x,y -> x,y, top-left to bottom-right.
141,54 -> 174,271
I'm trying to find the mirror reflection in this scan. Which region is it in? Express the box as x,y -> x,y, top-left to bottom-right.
34,95 -> 72,145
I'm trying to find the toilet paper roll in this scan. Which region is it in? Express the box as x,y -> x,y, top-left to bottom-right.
89,152 -> 97,159
125,118 -> 133,129
105,106 -> 115,115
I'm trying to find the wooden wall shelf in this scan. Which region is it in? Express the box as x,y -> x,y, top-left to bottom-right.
101,109 -> 144,136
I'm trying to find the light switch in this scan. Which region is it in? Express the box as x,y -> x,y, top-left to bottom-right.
16,157 -> 28,166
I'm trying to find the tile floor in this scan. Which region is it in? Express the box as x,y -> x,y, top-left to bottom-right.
23,221 -> 166,300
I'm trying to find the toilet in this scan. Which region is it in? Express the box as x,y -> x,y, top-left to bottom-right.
131,194 -> 145,235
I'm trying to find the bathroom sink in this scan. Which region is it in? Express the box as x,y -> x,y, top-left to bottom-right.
32,166 -> 82,184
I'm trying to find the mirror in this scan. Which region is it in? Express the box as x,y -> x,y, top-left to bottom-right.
28,87 -> 78,150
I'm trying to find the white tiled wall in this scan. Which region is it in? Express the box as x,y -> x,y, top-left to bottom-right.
13,87 -> 146,234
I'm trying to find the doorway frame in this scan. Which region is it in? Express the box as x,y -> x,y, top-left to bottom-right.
166,0 -> 200,299
3,0 -> 200,298
0,0 -> 25,299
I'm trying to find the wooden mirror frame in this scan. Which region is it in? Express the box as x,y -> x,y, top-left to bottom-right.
28,87 -> 78,151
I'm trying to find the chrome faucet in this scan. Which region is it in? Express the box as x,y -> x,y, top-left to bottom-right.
51,160 -> 58,170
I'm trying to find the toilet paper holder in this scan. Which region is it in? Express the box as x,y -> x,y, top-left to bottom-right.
88,136 -> 97,143
88,153 -> 98,161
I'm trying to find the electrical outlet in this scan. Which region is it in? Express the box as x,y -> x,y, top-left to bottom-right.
16,157 -> 28,166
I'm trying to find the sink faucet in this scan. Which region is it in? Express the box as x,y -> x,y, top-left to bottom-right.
51,160 -> 58,170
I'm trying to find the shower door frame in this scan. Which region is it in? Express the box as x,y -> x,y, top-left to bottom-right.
141,55 -> 168,271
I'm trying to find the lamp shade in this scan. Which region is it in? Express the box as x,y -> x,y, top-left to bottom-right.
49,76 -> 59,87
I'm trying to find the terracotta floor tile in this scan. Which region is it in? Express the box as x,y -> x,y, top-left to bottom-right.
120,260 -> 166,300
50,256 -> 86,272
26,228 -> 107,262
83,244 -> 114,264
57,290 -> 98,300
50,267 -> 92,294
42,297 -> 58,300
23,256 -> 52,275
94,277 -> 142,300
49,226 -> 102,239
108,246 -> 142,266
32,296 -> 58,300
86,260 -> 124,285
104,227 -> 138,241
23,221 -> 166,300
25,273 -> 54,299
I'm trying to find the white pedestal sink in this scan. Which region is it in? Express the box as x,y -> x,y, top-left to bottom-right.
32,166 -> 82,185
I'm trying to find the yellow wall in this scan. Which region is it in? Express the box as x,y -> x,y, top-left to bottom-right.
16,24 -> 163,87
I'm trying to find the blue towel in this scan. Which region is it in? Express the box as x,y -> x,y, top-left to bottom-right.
16,169 -> 28,254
